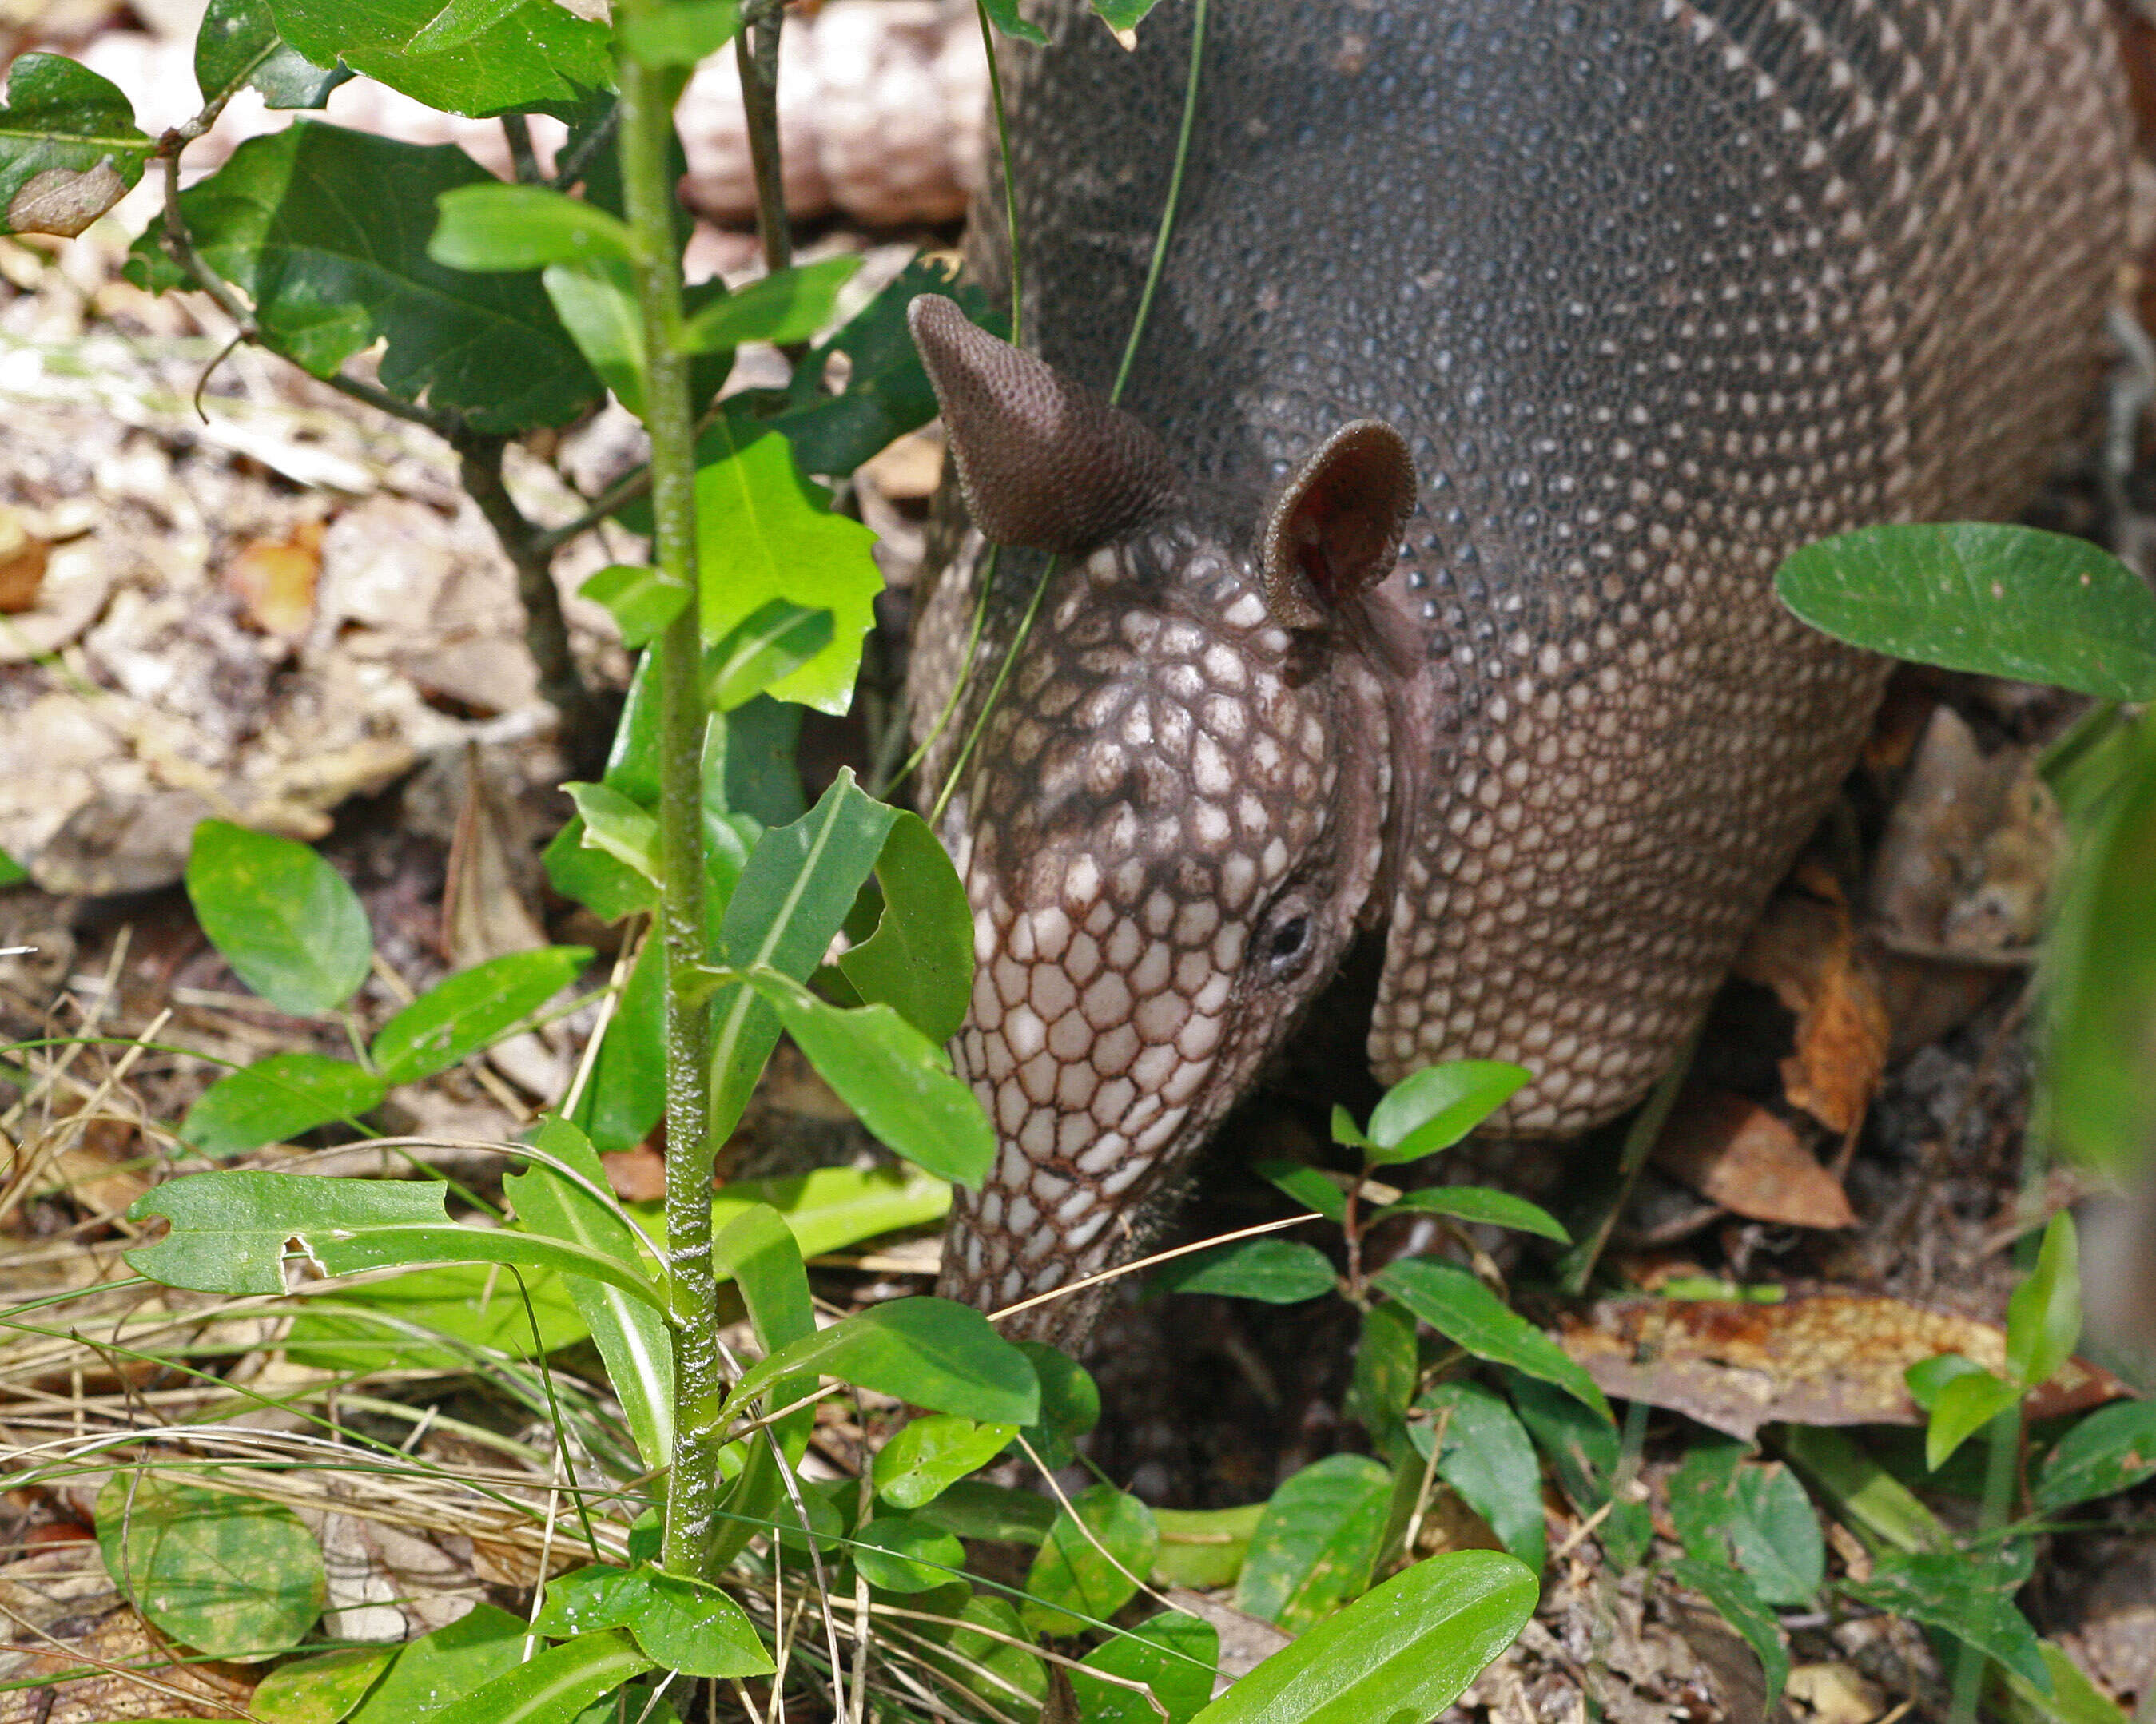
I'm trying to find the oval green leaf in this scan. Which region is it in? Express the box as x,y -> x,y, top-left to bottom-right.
372,945 -> 590,1086
531,1563 -> 772,1678
854,1514 -> 967,1593
429,181 -> 633,272
1364,1063 -> 1533,1165
874,1414 -> 1020,1511
2034,1399 -> 2156,1513
1235,1454 -> 1393,1633
179,1053 -> 385,1156
1374,1257 -> 1611,1424
1372,1184 -> 1570,1243
718,1296 -> 1039,1427
185,820 -> 372,1015
680,255 -> 864,353
1413,1382 -> 1546,1574
1151,1237 -> 1337,1305
1074,1610 -> 1218,1724
1023,1484 -> 1159,1635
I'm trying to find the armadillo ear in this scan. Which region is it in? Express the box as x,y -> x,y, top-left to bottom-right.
909,294 -> 1183,555
1259,421 -> 1418,630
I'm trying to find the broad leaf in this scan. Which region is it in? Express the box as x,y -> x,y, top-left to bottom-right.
1372,1184 -> 1570,1242
429,181 -> 634,271
185,820 -> 371,1015
2006,1211 -> 2081,1391
681,255 -> 863,352
1925,1368 -> 2019,1472
279,1260 -> 587,1373
929,1595 -> 1047,1714
1074,1611 -> 1217,1724
1840,1551 -> 2049,1691
532,1563 -> 772,1678
1347,1301 -> 1418,1447
616,0 -> 742,66
1235,1454 -> 1391,1633
543,255 -> 647,415
1374,1257 -> 1611,1424
1363,1063 -> 1533,1165
1666,1440 -> 1821,1605
714,1201 -> 816,1428
1776,523 -> 2156,701
694,1161 -> 951,1261
703,599 -> 834,712
127,1170 -> 664,1309
1506,1372 -> 1650,1569
718,1297 -> 1038,1428
913,1480 -> 1059,1547
743,968 -> 995,1189
837,810 -> 973,1046
874,1414 -> 1020,1511
1015,1337 -> 1100,1470
854,1514 -> 967,1593
976,0 -> 1048,46
1413,1382 -> 1546,1573
0,54 -> 152,239
348,1604 -> 528,1722
694,431 -> 881,713
249,1646 -> 396,1724
195,0 -> 342,110
573,933 -> 664,1152
1253,1158 -> 1347,1224
1150,1237 -> 1337,1304
95,1472 -> 325,1658
425,1628 -> 654,1723
1667,1556 -> 1789,1714
179,1053 -> 384,1155
372,946 -> 590,1086
129,124 -> 602,431
507,1118 -> 673,1472
1024,1484 -> 1158,1635
268,0 -> 614,117
1190,1550 -> 1536,1724
579,564 -> 690,649
2033,1400 -> 2156,1512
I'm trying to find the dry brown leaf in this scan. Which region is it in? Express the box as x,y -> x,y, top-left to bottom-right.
861,430 -> 945,499
1735,896 -> 1890,1136
1653,1089 -> 1856,1229
442,746 -> 547,968
0,506 -> 50,613
221,518 -> 323,638
1785,1662 -> 1888,1724
1557,1293 -> 2124,1441
601,1146 -> 666,1202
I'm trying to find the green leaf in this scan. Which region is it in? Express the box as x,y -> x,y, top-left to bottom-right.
579,565 -> 690,649
94,1472 -> 326,1658
1150,1237 -> 1336,1304
2007,1211 -> 2082,1391
424,1628 -> 654,1723
507,1118 -> 672,1472
1255,1159 -> 1348,1223
195,0 -> 342,110
1665,1440 -> 1821,1605
975,0 -> 1048,45
268,0 -> 613,116
694,431 -> 881,713
1347,1301 -> 1418,1448
0,844 -> 26,888
2041,706 -> 2156,1177
279,1259 -> 587,1373
913,1479 -> 1060,1547
179,1053 -> 385,1155
1024,1484 -> 1159,1635
1191,1550 -> 1536,1724
681,255 -> 863,352
718,1296 -> 1039,1427
855,1514 -> 967,1593
1152,1506 -> 1263,1588
348,1604 -> 528,1722
372,946 -> 589,1086
1014,1338 -> 1100,1469
1412,1383 -> 1546,1574
430,182 -> 634,272
1074,1611 -> 1217,1724
703,599 -> 834,713
713,1200 -> 816,1433
2000,1643 -> 2138,1724
575,933 -> 665,1152
1667,1557 -> 1789,1715
1374,1258 -> 1612,1424
126,1170 -> 665,1309
532,1563 -> 773,1678
1235,1454 -> 1392,1633
1371,1185 -> 1570,1243
709,772 -> 897,1138
698,1161 -> 951,1261
874,1414 -> 1020,1510
1329,1104 -> 1374,1151
837,811 -> 973,1046
128,124 -> 602,431
563,782 -> 661,884
1091,0 -> 1165,29
1775,523 -> 2156,701
544,816 -> 657,920
616,0 -> 742,65
2033,1399 -> 2156,1512
1906,1351 -> 1994,1412
1506,1372 -> 1649,1568
186,820 -> 371,1015
1840,1551 -> 2049,1691
1363,1063 -> 1533,1165
0,54 -> 152,239
1925,1369 -> 2020,1472
544,255 -> 648,415
929,1595 -> 1047,1713
741,967 -> 995,1189
248,1645 -> 396,1724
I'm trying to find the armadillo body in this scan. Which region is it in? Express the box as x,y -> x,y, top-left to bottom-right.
907,0 -> 2130,1343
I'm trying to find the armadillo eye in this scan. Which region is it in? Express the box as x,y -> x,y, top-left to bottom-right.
1257,901 -> 1314,979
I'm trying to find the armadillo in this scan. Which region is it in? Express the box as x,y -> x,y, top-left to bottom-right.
902,0 -> 2131,1346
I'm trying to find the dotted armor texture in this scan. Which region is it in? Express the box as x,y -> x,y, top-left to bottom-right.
911,0 -> 2130,1341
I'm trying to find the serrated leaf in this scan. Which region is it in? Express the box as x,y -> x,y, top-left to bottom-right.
95,1472 -> 325,1658
1074,1610 -> 1216,1724
1840,1551 -> 2049,1691
125,1169 -> 664,1309
185,820 -> 372,1015
1372,1184 -> 1570,1242
430,181 -> 633,271
0,54 -> 151,239
128,123 -> 602,430
718,1296 -> 1039,1427
1776,523 -> 2156,701
1667,1557 -> 1789,1714
1413,1382 -> 1546,1573
372,946 -> 590,1086
681,255 -> 862,352
2007,1211 -> 2081,1391
1374,1257 -> 1611,1424
269,0 -> 613,117
703,598 -> 834,712
1150,1237 -> 1336,1304
179,1053 -> 385,1155
2033,1400 -> 2156,1512
195,0 -> 342,109
532,1563 -> 771,1678
855,1515 -> 967,1593
1235,1454 -> 1391,1633
1024,1484 -> 1158,1635
836,810 -> 972,1045
874,1414 -> 1020,1511
694,430 -> 881,713
1191,1550 -> 1536,1724
1363,1062 -> 1533,1164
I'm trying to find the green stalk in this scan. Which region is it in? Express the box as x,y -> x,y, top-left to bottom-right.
614,32 -> 725,1579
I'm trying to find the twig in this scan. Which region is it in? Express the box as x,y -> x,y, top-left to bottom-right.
735,0 -> 794,274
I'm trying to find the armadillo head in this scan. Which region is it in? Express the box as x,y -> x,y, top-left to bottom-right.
908,296 -> 1426,1347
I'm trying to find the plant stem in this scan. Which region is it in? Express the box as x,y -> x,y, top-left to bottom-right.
616,30 -> 724,1582
734,2 -> 793,273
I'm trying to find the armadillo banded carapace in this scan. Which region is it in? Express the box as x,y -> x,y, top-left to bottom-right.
903,0 -> 2132,1345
